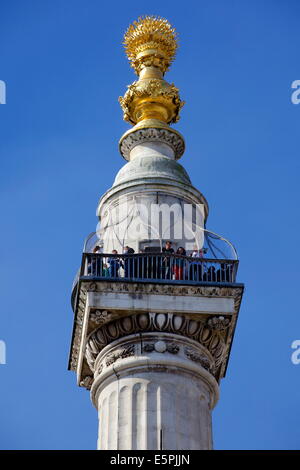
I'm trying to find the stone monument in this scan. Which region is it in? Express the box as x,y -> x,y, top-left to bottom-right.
69,16 -> 244,450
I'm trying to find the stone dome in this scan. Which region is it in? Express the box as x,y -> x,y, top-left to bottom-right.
113,154 -> 191,187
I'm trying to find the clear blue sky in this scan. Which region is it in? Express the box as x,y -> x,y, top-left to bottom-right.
1,0 -> 300,450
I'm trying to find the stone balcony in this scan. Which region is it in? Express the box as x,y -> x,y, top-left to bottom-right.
68,253 -> 244,390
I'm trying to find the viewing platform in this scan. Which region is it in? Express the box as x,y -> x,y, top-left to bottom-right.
71,252 -> 240,311
69,251 -> 244,386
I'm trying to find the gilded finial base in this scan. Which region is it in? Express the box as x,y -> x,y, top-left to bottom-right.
119,78 -> 184,126
119,124 -> 185,161
119,16 -> 184,127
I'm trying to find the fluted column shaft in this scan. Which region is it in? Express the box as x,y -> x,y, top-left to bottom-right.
90,333 -> 219,450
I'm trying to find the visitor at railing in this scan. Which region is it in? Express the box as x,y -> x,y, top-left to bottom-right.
108,249 -> 121,277
173,247 -> 186,280
123,246 -> 135,277
189,248 -> 206,281
87,245 -> 101,275
102,262 -> 110,277
191,248 -> 207,258
162,240 -> 174,280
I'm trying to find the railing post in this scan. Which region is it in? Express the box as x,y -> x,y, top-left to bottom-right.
82,254 -> 88,276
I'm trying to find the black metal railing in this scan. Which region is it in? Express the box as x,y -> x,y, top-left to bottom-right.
71,253 -> 239,310
82,253 -> 238,283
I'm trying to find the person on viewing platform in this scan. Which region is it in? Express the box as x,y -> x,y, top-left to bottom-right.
88,245 -> 101,275
108,250 -> 120,277
123,246 -> 135,278
162,241 -> 174,279
192,248 -> 206,258
102,263 -> 109,277
174,247 -> 186,280
189,248 -> 206,281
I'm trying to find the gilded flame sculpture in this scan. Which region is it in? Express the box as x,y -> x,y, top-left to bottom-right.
119,16 -> 184,127
123,16 -> 178,74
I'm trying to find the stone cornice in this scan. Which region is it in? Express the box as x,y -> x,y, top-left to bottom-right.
69,279 -> 243,387
119,127 -> 185,160
86,312 -> 230,380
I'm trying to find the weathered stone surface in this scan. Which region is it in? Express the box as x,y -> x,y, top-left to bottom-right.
91,334 -> 218,450
70,281 -> 243,383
